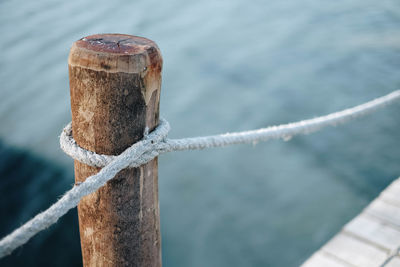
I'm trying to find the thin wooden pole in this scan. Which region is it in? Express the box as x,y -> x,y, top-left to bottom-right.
68,34 -> 163,267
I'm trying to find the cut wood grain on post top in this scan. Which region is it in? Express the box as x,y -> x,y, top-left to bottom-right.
68,34 -> 163,267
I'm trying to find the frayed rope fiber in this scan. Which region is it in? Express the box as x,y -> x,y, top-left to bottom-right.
1,90 -> 400,257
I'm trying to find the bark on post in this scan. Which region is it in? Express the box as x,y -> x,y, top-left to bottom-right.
68,34 -> 162,267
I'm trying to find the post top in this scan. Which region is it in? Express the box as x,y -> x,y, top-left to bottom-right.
69,33 -> 162,73
75,34 -> 157,55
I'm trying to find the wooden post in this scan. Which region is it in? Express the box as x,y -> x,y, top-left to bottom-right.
68,34 -> 162,267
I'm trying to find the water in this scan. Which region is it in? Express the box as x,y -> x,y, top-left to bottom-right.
0,141 -> 81,266
1,0 -> 400,266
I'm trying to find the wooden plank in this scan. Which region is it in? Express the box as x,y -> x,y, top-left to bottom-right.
385,256 -> 400,267
301,251 -> 351,267
380,192 -> 400,208
365,199 -> 400,228
302,178 -> 400,267
379,180 -> 400,207
321,232 -> 387,267
384,178 -> 400,190
380,191 -> 400,207
344,214 -> 400,251
302,178 -> 400,266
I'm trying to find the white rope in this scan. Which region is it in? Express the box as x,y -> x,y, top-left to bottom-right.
62,90 -> 400,168
1,90 -> 399,257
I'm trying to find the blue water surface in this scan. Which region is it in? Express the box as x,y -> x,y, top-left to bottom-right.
0,0 -> 399,266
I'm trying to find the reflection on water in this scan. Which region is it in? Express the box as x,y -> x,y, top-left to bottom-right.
1,0 -> 400,266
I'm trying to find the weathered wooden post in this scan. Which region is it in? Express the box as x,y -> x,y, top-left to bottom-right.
68,34 -> 162,266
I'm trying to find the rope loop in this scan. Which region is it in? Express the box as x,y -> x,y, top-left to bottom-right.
60,118 -> 171,168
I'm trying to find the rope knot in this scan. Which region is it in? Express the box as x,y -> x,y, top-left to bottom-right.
60,118 -> 171,168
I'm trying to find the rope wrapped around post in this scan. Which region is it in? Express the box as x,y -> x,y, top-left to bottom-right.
0,90 -> 399,258
60,118 -> 171,168
62,90 -> 400,169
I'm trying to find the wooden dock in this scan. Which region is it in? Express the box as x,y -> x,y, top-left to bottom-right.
302,177 -> 400,267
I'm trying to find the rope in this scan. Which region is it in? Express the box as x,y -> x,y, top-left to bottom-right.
0,90 -> 399,258
62,90 -> 400,168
